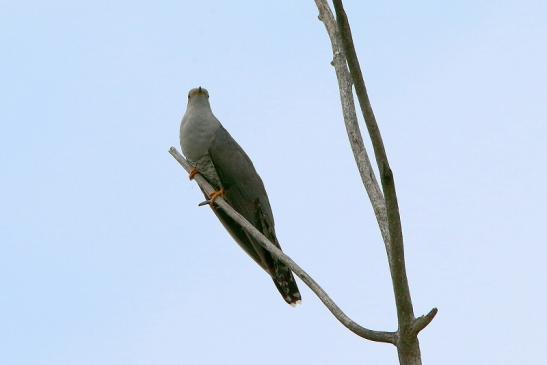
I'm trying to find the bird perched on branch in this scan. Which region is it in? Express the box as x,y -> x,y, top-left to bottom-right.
179,87 -> 301,306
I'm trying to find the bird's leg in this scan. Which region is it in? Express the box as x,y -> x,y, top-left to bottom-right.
209,188 -> 225,204
188,167 -> 199,180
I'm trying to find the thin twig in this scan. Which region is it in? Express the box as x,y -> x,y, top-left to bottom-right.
169,147 -> 396,344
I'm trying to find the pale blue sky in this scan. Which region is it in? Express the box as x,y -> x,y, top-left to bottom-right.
1,1 -> 546,364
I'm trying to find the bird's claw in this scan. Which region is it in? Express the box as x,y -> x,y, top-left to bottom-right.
197,188 -> 225,207
209,188 -> 224,204
189,167 -> 199,180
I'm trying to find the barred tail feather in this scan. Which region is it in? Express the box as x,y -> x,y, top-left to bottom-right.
272,262 -> 301,306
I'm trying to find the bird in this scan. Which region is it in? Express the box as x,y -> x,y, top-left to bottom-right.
179,86 -> 301,306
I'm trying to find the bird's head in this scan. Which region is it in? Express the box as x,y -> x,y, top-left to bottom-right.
186,87 -> 211,111
188,86 -> 209,101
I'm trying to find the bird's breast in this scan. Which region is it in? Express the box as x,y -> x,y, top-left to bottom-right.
180,116 -> 216,162
180,114 -> 222,187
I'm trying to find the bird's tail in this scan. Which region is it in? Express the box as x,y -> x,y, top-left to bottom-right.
272,261 -> 301,306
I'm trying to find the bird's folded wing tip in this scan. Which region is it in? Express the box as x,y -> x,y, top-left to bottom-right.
289,300 -> 302,308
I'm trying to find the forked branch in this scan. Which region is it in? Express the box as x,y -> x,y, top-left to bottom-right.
331,0 -> 415,334
315,0 -> 437,363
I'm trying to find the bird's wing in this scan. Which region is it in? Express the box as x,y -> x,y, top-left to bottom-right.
206,126 -> 277,271
208,127 -> 274,221
207,126 -> 301,304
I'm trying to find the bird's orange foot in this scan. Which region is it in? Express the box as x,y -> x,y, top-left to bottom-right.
188,167 -> 199,180
209,188 -> 225,205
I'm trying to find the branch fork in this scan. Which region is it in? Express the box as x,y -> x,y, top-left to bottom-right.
314,1 -> 436,363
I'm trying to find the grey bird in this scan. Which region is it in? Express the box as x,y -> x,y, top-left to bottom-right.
180,87 -> 301,305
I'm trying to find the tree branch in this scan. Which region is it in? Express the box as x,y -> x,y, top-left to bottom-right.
169,147 -> 396,344
410,308 -> 438,336
314,1 -> 437,363
314,0 -> 391,256
331,0 -> 417,337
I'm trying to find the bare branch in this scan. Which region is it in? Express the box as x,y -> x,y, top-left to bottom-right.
329,1 -> 439,363
331,0 -> 416,331
314,0 -> 391,255
169,147 -> 396,344
410,308 -> 438,336
314,1 -> 438,363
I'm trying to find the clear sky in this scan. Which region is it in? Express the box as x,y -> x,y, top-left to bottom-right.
2,1 -> 546,364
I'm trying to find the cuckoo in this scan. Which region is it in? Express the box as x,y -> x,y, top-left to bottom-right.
179,87 -> 301,305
